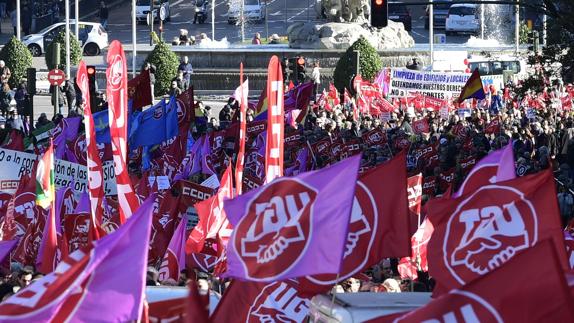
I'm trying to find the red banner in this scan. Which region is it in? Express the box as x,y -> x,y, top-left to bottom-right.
77,61 -> 104,234
265,56 -> 284,183
106,41 -> 139,223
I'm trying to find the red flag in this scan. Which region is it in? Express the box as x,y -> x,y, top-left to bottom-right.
148,191 -> 181,265
484,116 -> 501,134
300,151 -> 410,292
407,174 -> 423,235
158,218 -> 187,282
381,240 -> 574,323
412,118 -> 430,134
127,69 -> 152,111
186,253 -> 219,272
398,216 -> 434,280
1,130 -> 24,151
211,280 -> 311,322
77,61 -> 104,238
235,63 -> 248,195
562,95 -> 572,110
186,280 -> 210,323
36,201 -> 57,274
186,164 -> 233,254
423,95 -> 445,111
427,169 -> 569,295
265,56 -> 284,183
63,212 -> 94,253
106,40 -> 140,223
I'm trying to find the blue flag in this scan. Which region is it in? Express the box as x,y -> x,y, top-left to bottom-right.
130,97 -> 179,148
94,100 -> 135,144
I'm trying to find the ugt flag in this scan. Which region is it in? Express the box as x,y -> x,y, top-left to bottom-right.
0,194 -> 155,322
223,155 -> 361,282
426,169 -> 569,296
130,97 -> 179,148
378,240 -> 574,322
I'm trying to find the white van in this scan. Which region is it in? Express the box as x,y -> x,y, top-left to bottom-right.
227,0 -> 265,24
445,4 -> 479,35
307,292 -> 432,322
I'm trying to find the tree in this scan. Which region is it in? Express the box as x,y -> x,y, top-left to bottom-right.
333,36 -> 382,93
45,30 -> 83,71
144,39 -> 179,97
0,37 -> 33,89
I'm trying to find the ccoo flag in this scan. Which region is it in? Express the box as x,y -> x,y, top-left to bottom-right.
0,194 -> 156,322
223,155 -> 361,282
457,68 -> 486,103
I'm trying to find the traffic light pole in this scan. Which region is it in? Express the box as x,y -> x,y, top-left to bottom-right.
429,0 -> 434,68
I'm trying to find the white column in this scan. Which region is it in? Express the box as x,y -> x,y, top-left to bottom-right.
212,0 -> 215,40
132,0 -> 137,78
515,0 -> 519,54
75,0 -> 79,39
65,0 -> 71,78
16,0 -> 20,40
429,0 -> 434,69
542,13 -> 547,46
241,0 -> 245,43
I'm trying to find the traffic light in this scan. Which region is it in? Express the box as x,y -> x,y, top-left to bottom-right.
86,65 -> 97,111
26,68 -> 36,96
371,0 -> 388,28
296,57 -> 306,84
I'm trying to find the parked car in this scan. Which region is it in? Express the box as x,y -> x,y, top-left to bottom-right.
136,0 -> 171,24
445,4 -> 479,36
424,0 -> 452,29
388,2 -> 412,31
22,20 -> 108,57
227,0 -> 265,25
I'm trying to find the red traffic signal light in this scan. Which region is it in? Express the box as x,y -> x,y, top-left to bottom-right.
371,0 -> 388,28
297,57 -> 305,65
87,66 -> 96,75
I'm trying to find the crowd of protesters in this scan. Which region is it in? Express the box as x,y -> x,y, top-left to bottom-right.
0,59 -> 573,301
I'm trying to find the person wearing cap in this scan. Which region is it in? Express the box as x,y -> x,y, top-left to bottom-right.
269,34 -> 280,44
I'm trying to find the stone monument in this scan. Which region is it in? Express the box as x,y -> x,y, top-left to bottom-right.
288,0 -> 414,50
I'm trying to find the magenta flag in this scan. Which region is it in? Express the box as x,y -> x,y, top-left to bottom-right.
0,194 -> 155,322
454,141 -> 515,197
223,155 -> 361,282
158,217 -> 187,282
0,240 -> 17,263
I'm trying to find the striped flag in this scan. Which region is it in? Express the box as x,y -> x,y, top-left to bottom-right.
235,63 -> 249,196
35,139 -> 55,209
264,56 -> 284,183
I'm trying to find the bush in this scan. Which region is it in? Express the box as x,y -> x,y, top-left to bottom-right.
333,36 -> 382,94
45,30 -> 83,71
144,40 -> 179,97
0,37 -> 33,89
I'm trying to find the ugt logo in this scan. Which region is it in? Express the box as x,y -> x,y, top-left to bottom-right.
234,178 -> 317,281
443,185 -> 537,284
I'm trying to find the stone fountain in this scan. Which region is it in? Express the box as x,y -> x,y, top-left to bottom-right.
287,0 -> 415,50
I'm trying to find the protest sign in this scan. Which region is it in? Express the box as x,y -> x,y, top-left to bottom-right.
388,69 -> 470,100
0,148 -> 116,196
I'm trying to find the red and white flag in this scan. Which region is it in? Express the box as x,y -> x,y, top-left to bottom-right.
106,40 -> 139,223
235,63 -> 249,196
265,56 -> 284,183
427,169 -> 569,295
77,61 -> 104,237
186,164 -> 233,254
158,218 -> 187,282
407,174 -> 423,235
412,118 -> 430,134
211,280 -> 311,323
0,195 -> 155,322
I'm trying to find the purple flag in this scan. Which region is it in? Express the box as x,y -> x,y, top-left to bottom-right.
174,135 -> 204,181
223,155 -> 361,282
454,141 -> 515,197
53,117 -> 82,159
201,134 -> 215,175
0,240 -> 17,263
0,194 -> 155,322
158,217 -> 187,282
74,191 -> 90,214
